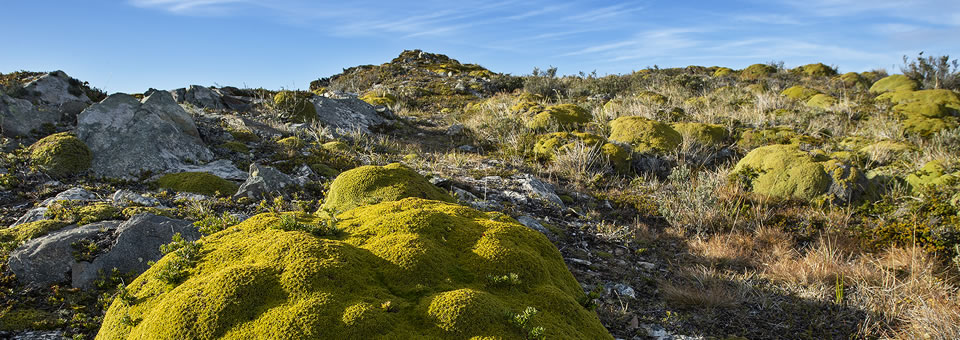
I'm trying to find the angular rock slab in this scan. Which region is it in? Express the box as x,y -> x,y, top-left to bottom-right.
311,96 -> 392,136
9,214 -> 201,289
76,90 -> 213,178
233,163 -> 295,199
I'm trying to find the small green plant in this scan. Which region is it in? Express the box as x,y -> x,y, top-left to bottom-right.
487,273 -> 521,287
835,274 -> 845,305
272,214 -> 342,238
151,233 -> 202,284
194,211 -> 242,235
510,306 -> 546,340
70,239 -> 99,262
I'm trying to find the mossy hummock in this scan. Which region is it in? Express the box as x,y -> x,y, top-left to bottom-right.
780,86 -> 820,101
155,172 -> 239,197
868,74 -> 919,94
273,90 -> 318,123
359,92 -> 399,107
805,94 -> 837,110
740,64 -> 777,80
733,144 -> 866,201
671,122 -> 728,147
793,63 -> 837,77
880,89 -> 960,136
97,198 -> 612,339
533,132 -> 630,172
28,132 -> 93,178
321,163 -> 454,214
525,104 -> 592,131
608,116 -> 681,154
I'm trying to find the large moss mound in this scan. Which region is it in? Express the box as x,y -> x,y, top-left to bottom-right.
906,160 -> 957,193
28,132 -> 93,178
525,104 -> 592,131
780,86 -> 820,101
793,63 -> 837,77
881,89 -> 960,136
97,198 -> 612,339
740,64 -> 777,80
608,116 -> 681,153
321,163 -> 453,214
806,94 -> 837,110
533,132 -> 630,172
868,75 -> 919,94
155,172 -> 239,197
733,144 -> 832,201
736,126 -> 819,150
670,122 -> 728,147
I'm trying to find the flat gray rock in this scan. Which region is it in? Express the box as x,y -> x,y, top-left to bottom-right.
311,96 -> 392,136
233,163 -> 295,199
76,90 -> 213,178
8,221 -> 118,286
0,94 -> 56,137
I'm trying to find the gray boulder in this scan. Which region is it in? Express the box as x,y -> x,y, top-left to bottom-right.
171,85 -> 224,110
111,190 -> 161,207
12,187 -> 100,227
516,174 -> 565,208
8,214 -> 200,289
174,159 -> 247,180
21,71 -> 93,118
76,90 -> 214,178
0,94 -> 57,137
311,96 -> 392,136
233,163 -> 295,199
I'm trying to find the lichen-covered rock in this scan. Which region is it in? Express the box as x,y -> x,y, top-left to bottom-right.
171,85 -> 224,110
608,116 -> 681,153
321,163 -> 454,214
311,96 -> 393,136
525,103 -> 591,131
793,63 -> 837,77
9,214 -> 200,289
781,86 -> 820,101
740,64 -> 777,80
155,172 -> 238,197
0,94 -> 58,138
19,70 -> 94,119
76,91 -> 214,178
869,74 -> 919,94
733,144 -> 868,202
670,122 -> 728,147
806,94 -> 837,110
28,132 -> 92,178
97,198 -> 611,339
233,163 -> 296,199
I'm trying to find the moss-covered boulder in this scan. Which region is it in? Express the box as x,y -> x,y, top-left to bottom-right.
793,63 -> 837,77
533,132 -> 630,172
806,94 -> 837,110
608,116 -> 681,153
670,122 -> 728,147
273,90 -> 317,123
906,160 -> 957,193
525,104 -> 592,131
733,144 -> 867,202
155,172 -> 239,197
740,64 -> 777,80
780,86 -> 820,101
28,132 -> 92,178
869,75 -> 919,94
98,198 -> 611,339
636,91 -> 668,105
321,163 -> 453,214
736,126 -> 819,150
838,72 -> 869,89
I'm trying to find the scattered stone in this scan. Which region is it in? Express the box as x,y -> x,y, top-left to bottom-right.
233,163 -> 296,199
76,90 -> 213,178
605,282 -> 636,299
638,261 -> 657,270
310,96 -> 393,136
170,85 -> 223,110
174,159 -> 247,180
516,215 -> 553,236
516,174 -> 564,208
457,145 -> 477,152
12,187 -> 100,227
111,190 -> 161,207
446,123 -> 465,135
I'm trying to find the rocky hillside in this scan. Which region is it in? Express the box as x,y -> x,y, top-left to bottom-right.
1,51 -> 959,339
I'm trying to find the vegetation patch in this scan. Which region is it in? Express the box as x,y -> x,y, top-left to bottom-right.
28,132 -> 93,178
321,163 -> 454,214
155,172 -> 239,197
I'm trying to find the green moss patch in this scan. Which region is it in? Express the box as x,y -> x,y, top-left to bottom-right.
321,163 -> 453,214
805,94 -> 837,110
273,90 -> 317,123
780,86 -> 820,101
533,132 -> 630,172
793,63 -> 837,77
608,116 -> 681,154
740,64 -> 777,80
525,104 -> 592,131
869,75 -> 919,94
98,198 -> 611,339
671,122 -> 728,147
155,172 -> 239,197
28,132 -> 92,178
906,160 -> 958,193
359,92 -> 398,107
736,127 -> 819,150
733,144 -> 865,202
880,89 -> 960,136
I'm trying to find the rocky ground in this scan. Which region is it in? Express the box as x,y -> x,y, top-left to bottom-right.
1,50 -> 959,339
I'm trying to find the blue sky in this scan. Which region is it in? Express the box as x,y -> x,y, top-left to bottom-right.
3,0 -> 958,93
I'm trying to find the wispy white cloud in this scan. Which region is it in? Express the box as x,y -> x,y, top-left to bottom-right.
129,0 -> 257,15
735,13 -> 802,25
